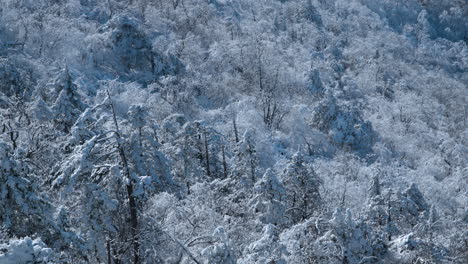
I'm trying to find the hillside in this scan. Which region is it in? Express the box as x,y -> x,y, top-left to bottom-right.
0,0 -> 467,263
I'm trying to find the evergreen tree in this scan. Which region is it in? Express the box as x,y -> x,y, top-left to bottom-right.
249,169 -> 286,226
311,93 -> 375,156
108,15 -> 154,74
281,152 -> 322,224
307,68 -> 325,98
231,130 -> 258,186
50,66 -> 87,133
160,115 -> 210,194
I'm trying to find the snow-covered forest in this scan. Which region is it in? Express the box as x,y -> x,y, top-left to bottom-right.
0,0 -> 467,263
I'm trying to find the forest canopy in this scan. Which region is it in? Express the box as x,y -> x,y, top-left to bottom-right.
0,0 -> 467,263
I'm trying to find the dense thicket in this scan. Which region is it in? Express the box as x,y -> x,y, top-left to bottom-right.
0,0 -> 466,263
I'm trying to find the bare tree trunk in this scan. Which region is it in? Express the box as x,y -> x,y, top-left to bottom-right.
107,239 -> 112,264
204,131 -> 210,177
233,117 -> 239,143
138,127 -> 143,148
386,192 -> 393,241
340,179 -> 347,210
196,134 -> 204,164
107,90 -> 140,264
183,136 -> 189,192
222,145 -> 228,178
303,192 -> 309,221
9,131 -> 18,150
249,144 -> 256,183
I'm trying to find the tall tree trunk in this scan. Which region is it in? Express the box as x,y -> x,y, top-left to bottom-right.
107,239 -> 112,264
233,117 -> 239,143
249,144 -> 255,183
222,145 -> 228,178
204,131 -> 210,177
107,90 -> 140,264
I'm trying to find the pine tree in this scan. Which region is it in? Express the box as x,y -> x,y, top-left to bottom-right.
307,68 -> 325,97
249,169 -> 286,226
231,130 -> 258,186
311,92 -> 375,156
159,115 -> 209,194
126,104 -> 173,199
51,66 -> 87,133
281,152 -> 322,224
108,15 -> 154,73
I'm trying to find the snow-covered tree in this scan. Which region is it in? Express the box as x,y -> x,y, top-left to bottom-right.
0,237 -> 60,264
202,227 -> 237,264
0,0 -> 466,262
249,169 -> 286,226
231,130 -> 258,186
240,224 -> 286,264
281,152 -> 322,224
311,93 -> 375,156
324,208 -> 385,264
51,92 -> 173,263
108,15 -> 154,73
50,66 -> 87,133
125,104 -> 174,198
0,58 -> 35,100
307,68 -> 325,98
160,115 -> 215,193
279,216 -> 327,263
0,141 -> 83,258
